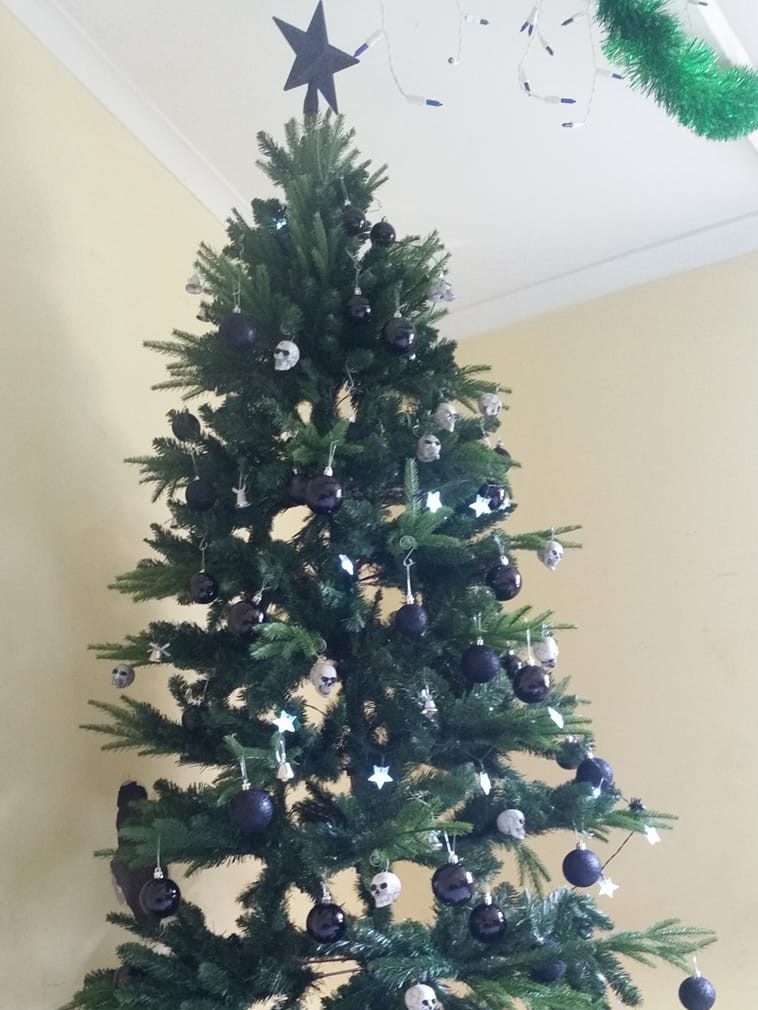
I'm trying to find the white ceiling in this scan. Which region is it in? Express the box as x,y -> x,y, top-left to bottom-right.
8,0 -> 758,338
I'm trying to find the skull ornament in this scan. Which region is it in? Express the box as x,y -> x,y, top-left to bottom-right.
309,657 -> 339,697
537,540 -> 564,570
478,392 -> 502,417
370,871 -> 402,908
434,402 -> 458,432
417,434 -> 441,463
533,636 -> 559,668
273,340 -> 300,371
111,663 -> 135,689
496,808 -> 526,841
404,984 -> 438,1010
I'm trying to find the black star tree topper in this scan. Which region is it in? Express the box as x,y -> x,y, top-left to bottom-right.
274,1 -> 359,115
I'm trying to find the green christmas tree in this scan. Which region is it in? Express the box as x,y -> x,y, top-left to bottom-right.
65,117 -> 714,1010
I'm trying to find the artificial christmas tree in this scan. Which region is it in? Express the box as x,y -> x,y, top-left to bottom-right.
64,116 -> 713,1010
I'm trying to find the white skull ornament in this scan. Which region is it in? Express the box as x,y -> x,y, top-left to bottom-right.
417,434 -> 441,463
370,871 -> 402,908
478,392 -> 502,417
533,636 -> 559,668
273,340 -> 300,371
496,808 -> 526,841
434,402 -> 458,433
537,540 -> 564,570
404,984 -> 438,1010
112,663 -> 135,689
309,657 -> 339,697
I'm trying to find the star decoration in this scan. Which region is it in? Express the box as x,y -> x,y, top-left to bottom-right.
368,765 -> 393,789
272,710 -> 298,734
426,490 -> 443,513
598,876 -> 619,898
644,825 -> 661,845
469,495 -> 491,518
273,2 -> 359,115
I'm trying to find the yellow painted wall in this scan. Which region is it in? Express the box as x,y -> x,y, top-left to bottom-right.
2,5 -> 756,1007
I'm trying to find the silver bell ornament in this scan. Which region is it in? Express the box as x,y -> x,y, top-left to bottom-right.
112,663 -> 135,689
273,339 -> 300,371
404,984 -> 438,1010
434,402 -> 458,432
496,808 -> 526,841
417,434 -> 441,463
533,636 -> 559,668
369,870 -> 402,908
538,540 -> 564,570
478,392 -> 502,417
309,657 -> 339,697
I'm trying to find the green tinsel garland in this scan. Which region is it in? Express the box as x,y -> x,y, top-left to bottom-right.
594,0 -> 758,140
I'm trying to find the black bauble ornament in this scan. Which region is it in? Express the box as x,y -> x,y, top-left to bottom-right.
138,875 -> 181,918
562,846 -> 603,887
486,562 -> 522,601
113,965 -> 136,988
306,901 -> 347,942
512,665 -> 551,703
170,411 -> 201,441
382,317 -> 416,354
288,472 -> 309,505
218,310 -> 256,350
500,651 -> 523,678
347,293 -> 372,323
479,482 -> 509,510
679,975 -> 716,1010
343,204 -> 367,236
468,901 -> 508,943
494,440 -> 511,459
229,787 -> 274,832
575,756 -> 614,794
461,643 -> 500,684
227,600 -> 265,635
181,705 -> 206,735
556,738 -> 590,770
190,571 -> 218,604
432,862 -> 474,905
305,474 -> 343,516
530,940 -> 567,983
370,220 -> 396,247
394,602 -> 429,638
185,478 -> 217,511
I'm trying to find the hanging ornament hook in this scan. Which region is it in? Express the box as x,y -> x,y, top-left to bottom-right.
403,548 -> 416,604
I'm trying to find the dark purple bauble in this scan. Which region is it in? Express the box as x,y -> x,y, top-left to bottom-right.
468,902 -> 508,943
190,571 -> 218,604
500,651 -> 523,678
530,940 -> 567,983
512,665 -> 551,703
138,876 -> 181,918
556,738 -> 590,770
461,644 -> 500,684
113,965 -> 136,988
185,478 -> 217,511
479,482 -> 509,510
494,441 -> 511,459
562,847 -> 603,887
486,563 -> 522,601
305,901 -> 347,942
288,472 -> 309,505
218,311 -> 256,351
305,474 -> 343,516
181,705 -> 206,734
679,975 -> 716,1010
229,787 -> 274,832
432,862 -> 475,905
343,204 -> 367,236
370,220 -> 396,248
170,410 -> 201,441
575,757 -> 614,794
382,317 -> 416,354
227,600 -> 265,635
347,293 -> 372,323
394,602 -> 429,638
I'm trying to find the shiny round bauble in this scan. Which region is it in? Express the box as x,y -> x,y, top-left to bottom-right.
575,756 -> 614,794
343,204 -> 367,235
218,311 -> 256,351
468,901 -> 508,943
370,220 -> 396,248
562,846 -> 603,887
138,876 -> 181,918
511,665 -> 551,703
494,441 -> 511,459
180,705 -> 206,735
486,562 -> 522,601
479,482 -> 509,510
530,940 -> 567,983
170,410 -> 201,441
185,478 -> 217,511
229,787 -> 274,832
431,862 -> 474,905
346,293 -> 372,323
189,571 -> 218,604
461,643 -> 500,684
556,738 -> 590,770
305,474 -> 343,516
305,901 -> 347,942
227,600 -> 265,635
678,976 -> 716,1010
288,472 -> 309,505
394,602 -> 429,638
113,965 -> 136,988
500,651 -> 523,678
382,316 -> 416,354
